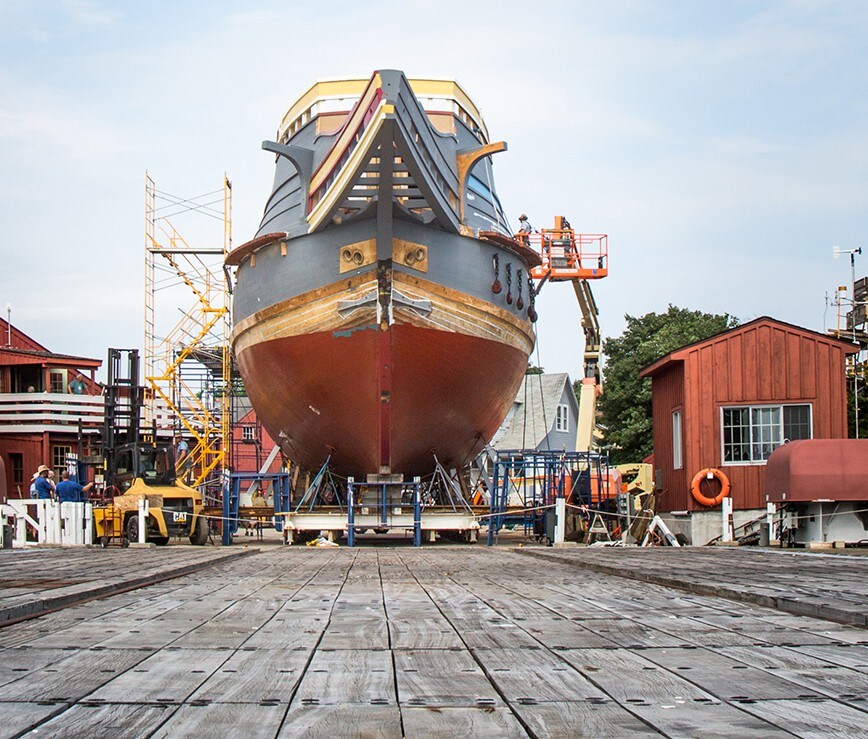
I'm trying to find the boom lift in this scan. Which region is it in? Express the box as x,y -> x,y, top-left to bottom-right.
523,216 -> 607,452
92,349 -> 209,545
522,219 -> 656,539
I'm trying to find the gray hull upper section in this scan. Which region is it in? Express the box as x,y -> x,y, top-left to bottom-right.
232,216 -> 533,328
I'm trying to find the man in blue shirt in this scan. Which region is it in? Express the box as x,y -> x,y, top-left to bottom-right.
33,467 -> 55,499
55,470 -> 94,503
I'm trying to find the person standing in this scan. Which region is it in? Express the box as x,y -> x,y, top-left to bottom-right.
174,434 -> 188,466
68,374 -> 87,394
55,470 -> 94,503
33,466 -> 55,500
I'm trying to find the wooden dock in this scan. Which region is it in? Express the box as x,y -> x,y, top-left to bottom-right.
1,546 -> 866,737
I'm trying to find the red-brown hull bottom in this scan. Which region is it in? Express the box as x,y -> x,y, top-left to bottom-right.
236,324 -> 527,477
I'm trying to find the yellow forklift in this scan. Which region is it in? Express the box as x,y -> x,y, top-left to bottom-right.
92,349 -> 208,546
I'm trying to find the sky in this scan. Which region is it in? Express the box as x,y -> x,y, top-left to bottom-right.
1,0 -> 867,382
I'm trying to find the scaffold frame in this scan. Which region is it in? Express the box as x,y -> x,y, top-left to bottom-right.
143,173 -> 232,496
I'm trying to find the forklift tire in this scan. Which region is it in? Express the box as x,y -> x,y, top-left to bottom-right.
125,514 -> 140,544
153,537 -> 169,546
189,516 -> 209,546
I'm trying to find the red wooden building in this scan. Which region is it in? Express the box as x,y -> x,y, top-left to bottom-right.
641,316 -> 858,514
0,318 -> 102,500
231,398 -> 282,476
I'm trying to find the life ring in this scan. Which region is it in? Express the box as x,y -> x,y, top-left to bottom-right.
690,467 -> 730,507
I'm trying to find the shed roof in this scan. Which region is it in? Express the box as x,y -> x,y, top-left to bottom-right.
493,372 -> 576,450
639,316 -> 858,379
0,347 -> 101,368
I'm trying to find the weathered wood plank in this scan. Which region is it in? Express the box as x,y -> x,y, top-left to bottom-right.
0,701 -> 66,738
401,706 -> 528,737
735,698 -> 868,738
17,702 -> 176,739
0,647 -> 152,702
394,649 -> 502,706
188,647 -> 311,704
516,700 -> 660,738
475,647 -> 604,703
278,704 -> 402,737
85,648 -> 231,704
294,649 -> 395,705
151,701 -> 287,738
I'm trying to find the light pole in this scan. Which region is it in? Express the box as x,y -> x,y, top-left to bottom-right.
833,246 -> 863,438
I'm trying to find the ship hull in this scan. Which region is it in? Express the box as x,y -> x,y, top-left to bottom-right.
229,70 -> 539,478
235,323 -> 527,475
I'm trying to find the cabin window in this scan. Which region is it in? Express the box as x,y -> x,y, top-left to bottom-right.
9,453 -> 23,490
672,410 -> 683,470
49,369 -> 67,394
721,404 -> 812,464
555,404 -> 569,433
52,445 -> 72,478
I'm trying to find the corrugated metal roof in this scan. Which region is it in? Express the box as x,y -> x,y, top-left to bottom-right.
493,372 -> 574,450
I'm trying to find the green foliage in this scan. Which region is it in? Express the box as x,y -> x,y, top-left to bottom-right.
596,305 -> 738,464
526,364 -> 544,375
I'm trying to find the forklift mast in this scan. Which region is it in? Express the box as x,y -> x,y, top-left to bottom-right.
102,349 -> 145,483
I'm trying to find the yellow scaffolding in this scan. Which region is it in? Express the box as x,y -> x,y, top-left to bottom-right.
144,173 -> 232,493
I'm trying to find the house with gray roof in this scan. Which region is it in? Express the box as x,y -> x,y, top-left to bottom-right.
492,373 -> 579,452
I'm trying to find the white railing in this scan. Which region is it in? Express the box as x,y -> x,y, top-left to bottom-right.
0,393 -> 178,434
2,499 -> 93,546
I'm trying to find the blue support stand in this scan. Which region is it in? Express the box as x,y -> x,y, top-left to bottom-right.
222,474 -> 240,545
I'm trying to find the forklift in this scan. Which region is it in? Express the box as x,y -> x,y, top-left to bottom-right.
91,349 -> 209,546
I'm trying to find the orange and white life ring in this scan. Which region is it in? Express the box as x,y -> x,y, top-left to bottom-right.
690,467 -> 731,507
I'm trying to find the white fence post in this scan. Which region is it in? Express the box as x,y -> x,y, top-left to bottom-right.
721,497 -> 734,543
85,502 -> 93,545
554,497 -> 566,544
137,497 -> 148,544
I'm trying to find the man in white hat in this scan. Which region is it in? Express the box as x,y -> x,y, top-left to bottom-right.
31,466 -> 55,500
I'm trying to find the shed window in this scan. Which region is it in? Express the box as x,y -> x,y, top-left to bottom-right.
241,425 -> 256,442
555,404 -> 569,433
722,404 -> 812,464
672,410 -> 683,470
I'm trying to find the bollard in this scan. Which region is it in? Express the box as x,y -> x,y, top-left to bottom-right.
85,502 -> 93,546
721,496 -> 734,542
766,502 -> 775,545
137,497 -> 148,544
554,497 -> 566,544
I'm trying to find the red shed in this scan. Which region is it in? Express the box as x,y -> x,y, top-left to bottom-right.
765,439 -> 868,503
640,316 -> 858,513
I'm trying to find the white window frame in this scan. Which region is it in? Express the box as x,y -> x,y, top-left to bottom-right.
241,425 -> 256,442
720,403 -> 812,466
555,404 -> 569,433
672,409 -> 683,470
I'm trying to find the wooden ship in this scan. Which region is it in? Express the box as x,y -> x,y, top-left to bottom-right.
226,70 -> 540,479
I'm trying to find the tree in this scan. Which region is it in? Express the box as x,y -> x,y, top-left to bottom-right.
526,364 -> 544,375
596,305 -> 738,465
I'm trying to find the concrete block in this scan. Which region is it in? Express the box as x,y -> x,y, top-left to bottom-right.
807,541 -> 833,550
